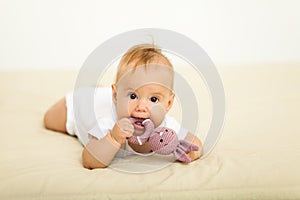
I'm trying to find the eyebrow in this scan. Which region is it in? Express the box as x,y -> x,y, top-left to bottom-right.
124,87 -> 170,97
151,92 -> 165,97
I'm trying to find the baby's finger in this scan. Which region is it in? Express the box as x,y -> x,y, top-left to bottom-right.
116,119 -> 134,136
122,124 -> 134,136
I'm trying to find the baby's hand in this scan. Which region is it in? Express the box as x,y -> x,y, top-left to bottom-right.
110,118 -> 134,145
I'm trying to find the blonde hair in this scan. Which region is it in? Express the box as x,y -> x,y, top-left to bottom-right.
115,43 -> 173,83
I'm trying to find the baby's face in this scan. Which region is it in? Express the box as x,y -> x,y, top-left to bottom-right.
112,64 -> 174,135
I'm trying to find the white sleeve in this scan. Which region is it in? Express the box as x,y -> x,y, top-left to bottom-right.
164,116 -> 188,140
88,118 -> 115,140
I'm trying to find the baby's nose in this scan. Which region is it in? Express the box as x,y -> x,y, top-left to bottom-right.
135,99 -> 148,112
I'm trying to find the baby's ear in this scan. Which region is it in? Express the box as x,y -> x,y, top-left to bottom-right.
111,84 -> 117,104
166,92 -> 175,112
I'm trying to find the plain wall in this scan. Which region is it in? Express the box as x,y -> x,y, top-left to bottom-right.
0,0 -> 299,70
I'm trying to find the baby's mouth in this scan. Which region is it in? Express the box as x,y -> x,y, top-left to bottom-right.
129,117 -> 147,130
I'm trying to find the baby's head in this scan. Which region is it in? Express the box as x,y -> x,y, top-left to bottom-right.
112,44 -> 175,134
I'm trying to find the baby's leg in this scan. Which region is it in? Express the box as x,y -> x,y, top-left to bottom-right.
44,97 -> 67,133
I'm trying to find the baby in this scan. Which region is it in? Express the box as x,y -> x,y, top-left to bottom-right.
44,44 -> 202,169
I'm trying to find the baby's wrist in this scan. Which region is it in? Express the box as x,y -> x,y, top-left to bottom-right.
107,132 -> 122,147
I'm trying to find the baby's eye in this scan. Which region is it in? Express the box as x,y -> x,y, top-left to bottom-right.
150,97 -> 159,103
129,93 -> 137,100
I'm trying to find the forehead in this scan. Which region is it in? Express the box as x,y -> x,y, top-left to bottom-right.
117,64 -> 174,92
133,84 -> 172,94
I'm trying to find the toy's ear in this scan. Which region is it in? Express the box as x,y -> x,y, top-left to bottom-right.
142,119 -> 155,136
173,140 -> 199,163
174,148 -> 192,163
179,140 -> 199,152
128,134 -> 149,145
128,119 -> 154,145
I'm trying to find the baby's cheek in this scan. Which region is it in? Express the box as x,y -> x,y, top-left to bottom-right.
116,97 -> 131,119
149,105 -> 166,127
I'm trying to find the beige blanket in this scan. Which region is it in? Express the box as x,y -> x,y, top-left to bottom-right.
0,64 -> 299,199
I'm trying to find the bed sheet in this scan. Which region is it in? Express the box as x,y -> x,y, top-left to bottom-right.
0,64 -> 299,199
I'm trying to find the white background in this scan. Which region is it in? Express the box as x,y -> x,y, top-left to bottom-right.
0,0 -> 299,70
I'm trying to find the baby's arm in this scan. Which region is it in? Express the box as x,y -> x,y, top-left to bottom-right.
82,133 -> 120,169
184,132 -> 203,161
82,118 -> 134,169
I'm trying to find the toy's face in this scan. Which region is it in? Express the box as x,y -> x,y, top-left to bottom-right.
149,127 -> 178,154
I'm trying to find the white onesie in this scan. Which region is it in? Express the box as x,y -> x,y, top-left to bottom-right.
65,87 -> 188,146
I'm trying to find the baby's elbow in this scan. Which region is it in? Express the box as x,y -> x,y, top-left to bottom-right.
82,148 -> 108,169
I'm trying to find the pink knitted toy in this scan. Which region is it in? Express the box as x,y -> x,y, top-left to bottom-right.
128,118 -> 199,163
